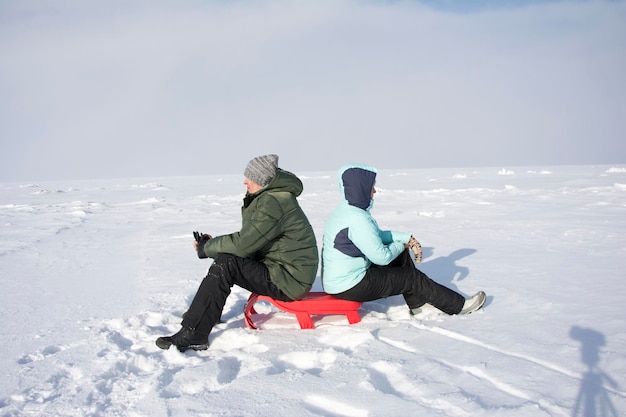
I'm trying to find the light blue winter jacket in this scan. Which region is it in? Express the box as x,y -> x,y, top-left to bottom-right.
321,164 -> 412,294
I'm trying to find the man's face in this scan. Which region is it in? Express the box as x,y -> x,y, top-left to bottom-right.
244,177 -> 263,194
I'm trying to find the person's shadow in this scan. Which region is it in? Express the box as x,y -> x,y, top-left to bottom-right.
417,247 -> 477,296
570,326 -> 619,417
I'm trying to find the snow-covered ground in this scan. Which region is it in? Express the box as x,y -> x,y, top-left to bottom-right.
1,165 -> 625,417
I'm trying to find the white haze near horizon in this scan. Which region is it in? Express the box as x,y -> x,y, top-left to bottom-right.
0,0 -> 625,182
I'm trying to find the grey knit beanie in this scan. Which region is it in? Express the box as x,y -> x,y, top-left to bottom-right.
244,154 -> 279,187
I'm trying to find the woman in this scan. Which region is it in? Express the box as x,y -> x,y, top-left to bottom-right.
157,154 -> 318,352
322,164 -> 485,317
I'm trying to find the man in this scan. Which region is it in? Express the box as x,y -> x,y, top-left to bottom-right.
157,154 -> 318,352
322,163 -> 485,317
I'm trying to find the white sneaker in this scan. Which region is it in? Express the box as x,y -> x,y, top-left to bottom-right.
410,303 -> 442,319
410,306 -> 425,315
459,291 -> 486,315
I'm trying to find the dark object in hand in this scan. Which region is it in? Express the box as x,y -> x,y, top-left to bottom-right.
193,231 -> 211,258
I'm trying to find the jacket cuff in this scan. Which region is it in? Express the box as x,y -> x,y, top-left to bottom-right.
392,231 -> 412,244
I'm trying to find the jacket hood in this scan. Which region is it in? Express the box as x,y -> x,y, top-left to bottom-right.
244,168 -> 302,206
337,164 -> 377,210
267,168 -> 303,196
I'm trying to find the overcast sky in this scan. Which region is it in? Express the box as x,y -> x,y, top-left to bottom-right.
1,0 -> 625,181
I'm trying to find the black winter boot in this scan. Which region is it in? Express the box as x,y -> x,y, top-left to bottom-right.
156,327 -> 209,352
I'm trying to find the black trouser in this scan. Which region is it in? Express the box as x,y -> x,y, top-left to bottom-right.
181,253 -> 292,336
333,249 -> 465,315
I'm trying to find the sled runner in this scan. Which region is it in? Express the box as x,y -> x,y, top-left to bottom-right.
244,292 -> 363,329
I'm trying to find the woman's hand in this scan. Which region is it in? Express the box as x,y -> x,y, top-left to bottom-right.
405,235 -> 423,264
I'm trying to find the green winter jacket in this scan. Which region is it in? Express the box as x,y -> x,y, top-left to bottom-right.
202,169 -> 319,300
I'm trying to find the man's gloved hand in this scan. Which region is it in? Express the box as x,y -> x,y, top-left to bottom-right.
193,231 -> 212,259
406,235 -> 423,264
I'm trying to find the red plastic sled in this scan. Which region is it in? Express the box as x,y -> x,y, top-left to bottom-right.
244,292 -> 363,330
